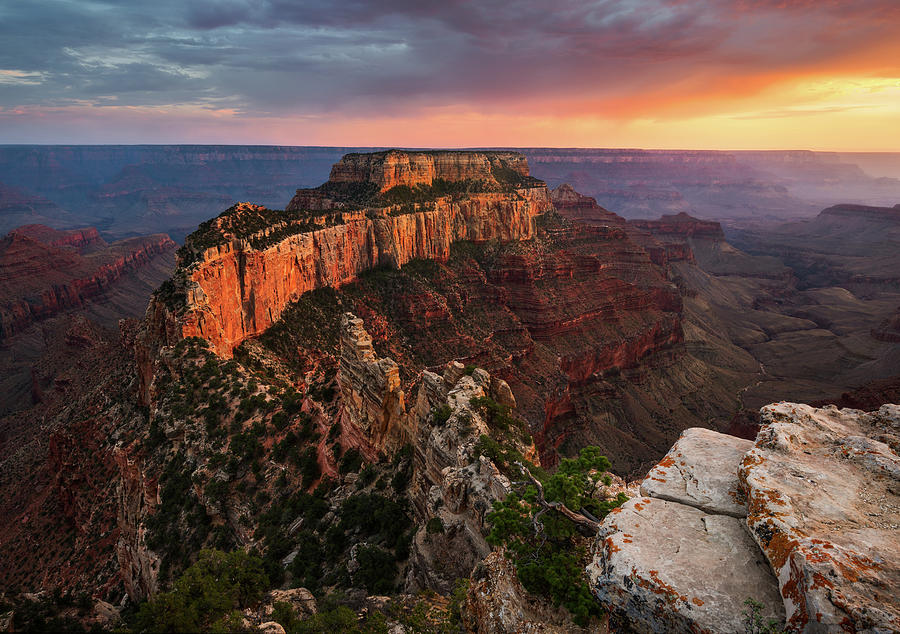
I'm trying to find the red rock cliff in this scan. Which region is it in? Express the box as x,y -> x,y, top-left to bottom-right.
144,152 -> 552,362
327,150 -> 530,192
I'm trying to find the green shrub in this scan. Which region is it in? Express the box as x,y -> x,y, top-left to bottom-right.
484,446 -> 627,626
431,404 -> 452,426
354,545 -> 396,594
390,444 -> 413,493
339,448 -> 363,475
425,517 -> 445,535
299,447 -> 321,488
133,549 -> 267,633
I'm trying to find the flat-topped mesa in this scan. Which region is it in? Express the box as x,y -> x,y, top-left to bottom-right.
630,212 -> 725,239
138,151 -> 552,368
818,202 -> 900,222
327,149 -> 531,192
285,150 -> 546,212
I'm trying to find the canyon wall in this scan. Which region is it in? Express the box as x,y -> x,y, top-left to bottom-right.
328,150 -> 530,191
145,155 -> 551,360
0,228 -> 176,339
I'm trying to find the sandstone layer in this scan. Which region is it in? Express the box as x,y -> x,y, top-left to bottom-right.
327,149 -> 531,192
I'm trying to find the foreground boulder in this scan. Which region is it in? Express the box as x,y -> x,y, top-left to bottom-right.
591,404 -> 900,633
641,427 -> 753,518
740,403 -> 900,632
588,428 -> 783,633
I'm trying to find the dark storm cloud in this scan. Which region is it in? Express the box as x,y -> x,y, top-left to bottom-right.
0,0 -> 898,116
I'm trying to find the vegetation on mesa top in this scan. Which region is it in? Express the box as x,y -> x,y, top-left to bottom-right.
174,161 -> 544,266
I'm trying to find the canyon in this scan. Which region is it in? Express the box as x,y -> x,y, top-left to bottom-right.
3,146 -> 899,241
1,148 -> 899,632
0,224 -> 176,415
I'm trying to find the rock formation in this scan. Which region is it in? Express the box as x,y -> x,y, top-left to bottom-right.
740,403 -> 900,632
143,151 -> 552,360
463,551 -> 582,634
550,183 -> 627,227
589,428 -> 784,633
338,312 -> 405,451
325,149 -> 531,192
404,361 -> 536,594
11,224 -> 105,251
114,448 -> 160,600
590,403 -> 900,633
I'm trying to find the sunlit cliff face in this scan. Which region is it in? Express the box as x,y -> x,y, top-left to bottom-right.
0,0 -> 898,149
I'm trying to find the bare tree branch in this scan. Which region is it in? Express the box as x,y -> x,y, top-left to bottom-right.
514,461 -> 601,535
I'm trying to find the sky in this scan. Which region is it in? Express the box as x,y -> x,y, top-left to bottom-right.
0,0 -> 898,150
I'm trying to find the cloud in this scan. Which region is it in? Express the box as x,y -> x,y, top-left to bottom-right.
0,69 -> 46,85
0,0 -> 897,143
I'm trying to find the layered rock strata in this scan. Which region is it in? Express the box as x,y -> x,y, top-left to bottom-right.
326,149 -> 531,192
338,313 -> 405,451
143,151 -> 552,361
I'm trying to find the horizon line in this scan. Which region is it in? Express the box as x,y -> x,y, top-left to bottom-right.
1,143 -> 899,154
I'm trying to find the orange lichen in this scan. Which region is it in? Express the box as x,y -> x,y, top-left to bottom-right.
764,529 -> 800,570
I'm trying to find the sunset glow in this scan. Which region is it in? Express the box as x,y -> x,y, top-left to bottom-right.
1,0 -> 898,150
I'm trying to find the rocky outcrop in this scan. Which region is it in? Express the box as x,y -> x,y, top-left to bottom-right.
405,360 -> 536,594
114,448 -> 160,601
11,224 -> 105,252
550,184 -> 627,227
627,213 -> 726,267
326,150 -> 530,192
243,588 -> 317,630
338,313 -> 405,450
630,212 -> 725,240
589,428 -> 784,633
740,403 -> 900,632
641,427 -> 752,518
0,226 -> 176,339
592,403 -> 900,633
463,551 -> 583,634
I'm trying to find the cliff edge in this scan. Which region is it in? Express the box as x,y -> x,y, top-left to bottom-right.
138,151 -> 551,372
